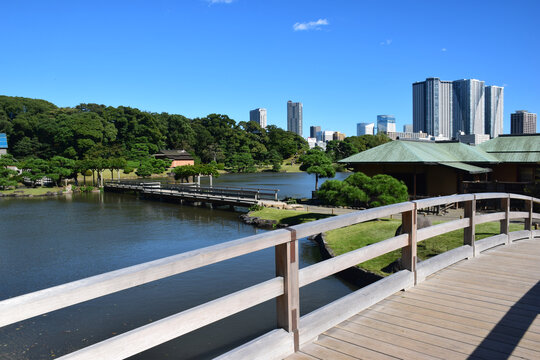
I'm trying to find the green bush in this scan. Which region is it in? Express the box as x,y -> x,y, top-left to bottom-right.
249,204 -> 264,211
317,172 -> 408,208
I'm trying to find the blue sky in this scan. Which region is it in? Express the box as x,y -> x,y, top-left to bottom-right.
1,0 -> 539,136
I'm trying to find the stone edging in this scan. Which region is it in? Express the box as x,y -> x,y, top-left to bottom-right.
309,232 -> 383,287
239,213 -> 290,229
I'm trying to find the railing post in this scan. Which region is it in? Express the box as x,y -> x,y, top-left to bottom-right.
500,195 -> 510,244
464,195 -> 476,258
525,197 -> 533,239
276,229 -> 300,351
401,203 -> 417,285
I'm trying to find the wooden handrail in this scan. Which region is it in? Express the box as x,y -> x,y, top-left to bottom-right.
0,230 -> 291,328
1,193 -> 539,360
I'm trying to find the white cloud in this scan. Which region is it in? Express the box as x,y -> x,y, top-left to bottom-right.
208,0 -> 234,4
293,19 -> 329,31
441,48 -> 447,52
380,39 -> 392,46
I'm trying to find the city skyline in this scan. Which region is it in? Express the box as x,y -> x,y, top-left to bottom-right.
413,78 -> 506,138
1,1 -> 539,137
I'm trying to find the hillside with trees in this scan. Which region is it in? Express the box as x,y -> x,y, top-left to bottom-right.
0,96 -> 308,173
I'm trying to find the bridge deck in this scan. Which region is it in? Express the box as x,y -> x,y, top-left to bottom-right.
288,238 -> 540,360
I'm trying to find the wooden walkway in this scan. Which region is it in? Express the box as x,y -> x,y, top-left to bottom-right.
288,237 -> 540,360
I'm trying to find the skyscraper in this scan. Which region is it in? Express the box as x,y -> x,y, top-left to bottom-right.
453,79 -> 485,137
249,108 -> 267,128
357,123 -> 375,136
377,115 -> 396,133
413,78 -> 453,138
511,110 -> 537,134
413,77 -> 503,138
287,101 -> 303,136
310,126 -> 321,138
485,86 -> 504,138
403,124 -> 413,132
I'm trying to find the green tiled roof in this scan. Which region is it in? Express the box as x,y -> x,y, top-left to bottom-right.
439,162 -> 491,174
339,141 -> 500,164
478,134 -> 540,163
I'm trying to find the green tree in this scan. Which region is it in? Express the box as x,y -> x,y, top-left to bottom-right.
0,154 -> 18,190
299,148 -> 336,190
21,158 -> 50,187
48,156 -> 76,186
136,158 -> 171,178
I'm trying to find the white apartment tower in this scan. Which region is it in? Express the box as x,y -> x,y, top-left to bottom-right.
249,108 -> 267,128
287,100 -> 303,136
452,79 -> 485,137
357,123 -> 375,136
485,86 -> 504,138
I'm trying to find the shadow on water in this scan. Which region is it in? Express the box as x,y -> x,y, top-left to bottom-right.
468,280 -> 540,359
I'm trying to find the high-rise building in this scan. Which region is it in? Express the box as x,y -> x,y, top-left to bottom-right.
310,126 -> 321,138
453,79 -> 485,137
321,131 -> 335,142
287,101 -> 303,136
249,108 -> 267,128
333,132 -> 346,141
377,115 -> 396,133
357,123 -> 375,136
403,124 -> 413,133
511,110 -> 537,134
413,77 -> 503,138
413,78 -> 453,137
485,86 -> 504,138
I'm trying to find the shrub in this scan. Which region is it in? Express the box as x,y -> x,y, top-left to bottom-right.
317,172 -> 407,208
249,204 -> 264,211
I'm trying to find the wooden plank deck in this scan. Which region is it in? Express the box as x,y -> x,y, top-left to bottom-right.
288,237 -> 540,360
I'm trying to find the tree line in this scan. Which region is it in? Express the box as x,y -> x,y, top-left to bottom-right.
0,96 -> 308,172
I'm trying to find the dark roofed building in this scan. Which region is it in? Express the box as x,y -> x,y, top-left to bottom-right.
478,134 -> 540,184
339,140 -> 498,198
153,150 -> 195,168
340,135 -> 540,197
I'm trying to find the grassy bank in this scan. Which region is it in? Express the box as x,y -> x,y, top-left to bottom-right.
325,220 -> 524,276
248,207 -> 525,276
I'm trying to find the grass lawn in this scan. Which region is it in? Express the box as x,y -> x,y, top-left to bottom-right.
0,187 -> 65,196
325,219 -> 525,276
248,208 -> 333,226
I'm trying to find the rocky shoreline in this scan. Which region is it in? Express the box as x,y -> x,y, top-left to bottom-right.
309,232 -> 383,287
238,213 -> 291,229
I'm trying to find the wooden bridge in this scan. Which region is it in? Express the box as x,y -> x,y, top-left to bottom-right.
104,180 -> 280,207
0,192 -> 538,359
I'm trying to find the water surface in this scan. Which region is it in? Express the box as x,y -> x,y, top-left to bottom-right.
0,183 -> 355,359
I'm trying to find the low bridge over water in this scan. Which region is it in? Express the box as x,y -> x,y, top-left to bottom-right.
104,180 -> 280,207
1,192 -> 539,359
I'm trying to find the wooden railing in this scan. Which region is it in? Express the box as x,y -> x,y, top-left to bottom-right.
0,193 -> 539,360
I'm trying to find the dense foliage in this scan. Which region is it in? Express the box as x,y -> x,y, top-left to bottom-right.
316,172 -> 408,208
0,96 -> 308,173
325,134 -> 391,162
